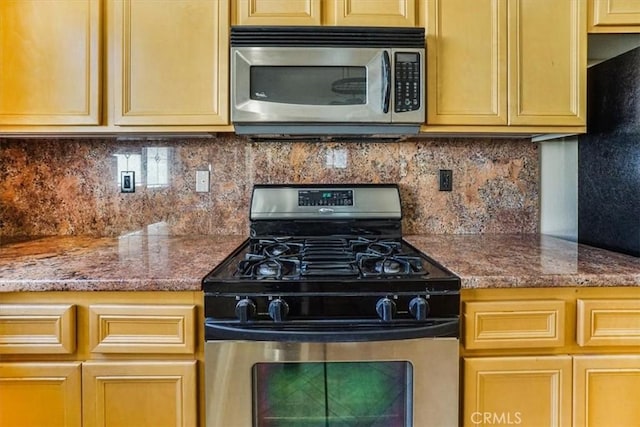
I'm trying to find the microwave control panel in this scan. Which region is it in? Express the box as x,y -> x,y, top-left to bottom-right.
394,52 -> 421,113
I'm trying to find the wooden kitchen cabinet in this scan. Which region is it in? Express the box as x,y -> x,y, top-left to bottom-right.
0,293 -> 203,427
82,361 -> 197,427
425,0 -> 586,132
0,362 -> 82,427
463,356 -> 572,427
232,0 -> 419,26
0,0 -> 101,125
108,0 -> 229,126
462,288 -> 640,427
573,355 -> 640,427
589,0 -> 640,32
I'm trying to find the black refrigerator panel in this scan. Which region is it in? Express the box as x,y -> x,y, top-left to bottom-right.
579,47 -> 640,257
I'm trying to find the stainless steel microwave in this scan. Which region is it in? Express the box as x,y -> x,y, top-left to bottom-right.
230,26 -> 425,136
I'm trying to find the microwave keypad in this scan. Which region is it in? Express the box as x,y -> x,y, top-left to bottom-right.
394,52 -> 421,113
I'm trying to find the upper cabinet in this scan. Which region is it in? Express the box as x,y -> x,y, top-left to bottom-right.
108,0 -> 229,126
233,0 -> 419,26
425,0 -> 586,133
589,0 -> 640,32
0,0 -> 100,125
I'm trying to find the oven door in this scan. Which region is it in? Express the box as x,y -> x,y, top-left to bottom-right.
231,46 -> 389,124
205,337 -> 458,427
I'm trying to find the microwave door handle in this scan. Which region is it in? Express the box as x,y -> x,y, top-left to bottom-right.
382,50 -> 391,114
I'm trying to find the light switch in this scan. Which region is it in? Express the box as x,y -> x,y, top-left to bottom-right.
121,171 -> 135,193
196,170 -> 210,193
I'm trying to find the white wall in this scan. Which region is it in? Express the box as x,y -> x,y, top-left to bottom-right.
540,137 -> 578,241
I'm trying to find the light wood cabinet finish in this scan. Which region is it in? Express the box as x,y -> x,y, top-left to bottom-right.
509,0 -> 586,126
109,0 -> 229,126
326,0 -> 418,26
573,355 -> 640,427
233,0 -> 418,26
0,362 -> 82,427
425,0 -> 586,130
463,356 -> 572,427
89,304 -> 196,354
427,0 -> 507,125
0,0 -> 100,125
462,288 -> 640,427
83,361 -> 197,427
577,299 -> 640,347
233,0 -> 322,25
589,0 -> 640,32
0,292 -> 202,427
464,299 -> 566,350
0,304 -> 76,354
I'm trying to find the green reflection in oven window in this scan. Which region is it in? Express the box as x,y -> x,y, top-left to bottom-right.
253,361 -> 412,427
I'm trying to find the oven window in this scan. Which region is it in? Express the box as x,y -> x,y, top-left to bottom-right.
253,361 -> 412,427
249,66 -> 367,105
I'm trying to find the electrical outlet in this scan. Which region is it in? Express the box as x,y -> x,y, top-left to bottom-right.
439,169 -> 452,191
121,171 -> 135,193
196,170 -> 210,193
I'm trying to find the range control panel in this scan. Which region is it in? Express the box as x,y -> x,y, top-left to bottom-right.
298,189 -> 354,207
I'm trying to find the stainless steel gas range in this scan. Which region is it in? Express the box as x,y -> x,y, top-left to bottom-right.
202,184 -> 460,427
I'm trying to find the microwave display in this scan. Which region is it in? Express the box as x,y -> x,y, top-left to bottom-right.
250,66 -> 367,106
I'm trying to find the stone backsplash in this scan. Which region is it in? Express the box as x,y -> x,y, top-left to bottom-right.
0,135 -> 538,238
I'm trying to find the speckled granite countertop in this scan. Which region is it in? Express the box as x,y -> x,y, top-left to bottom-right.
0,233 -> 246,292
1,234 -> 639,292
405,234 -> 640,288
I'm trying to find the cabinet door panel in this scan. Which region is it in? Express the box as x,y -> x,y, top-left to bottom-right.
0,0 -> 100,125
327,0 -> 417,26
509,0 -> 586,126
427,0 -> 507,125
233,0 -> 322,25
0,304 -> 76,354
110,0 -> 228,125
83,361 -> 197,427
574,355 -> 640,427
0,362 -> 82,427
591,0 -> 640,29
464,356 -> 572,427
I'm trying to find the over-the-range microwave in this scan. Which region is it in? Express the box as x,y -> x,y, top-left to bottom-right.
230,26 -> 425,137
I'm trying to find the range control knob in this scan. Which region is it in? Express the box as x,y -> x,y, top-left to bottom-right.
268,298 -> 289,322
409,297 -> 430,320
376,297 -> 397,322
235,298 -> 256,323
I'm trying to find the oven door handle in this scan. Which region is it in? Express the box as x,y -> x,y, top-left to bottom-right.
205,319 -> 459,342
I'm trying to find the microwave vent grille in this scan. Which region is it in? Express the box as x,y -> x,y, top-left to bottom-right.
230,26 -> 425,48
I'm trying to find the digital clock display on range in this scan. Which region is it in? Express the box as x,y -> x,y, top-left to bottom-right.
298,189 -> 353,206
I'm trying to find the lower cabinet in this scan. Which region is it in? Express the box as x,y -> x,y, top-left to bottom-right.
463,356 -> 572,427
82,361 -> 197,427
573,355 -> 640,427
0,292 -> 202,427
0,362 -> 82,427
462,288 -> 640,427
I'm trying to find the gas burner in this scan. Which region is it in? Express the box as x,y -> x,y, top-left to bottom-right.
357,254 -> 426,277
237,257 -> 300,279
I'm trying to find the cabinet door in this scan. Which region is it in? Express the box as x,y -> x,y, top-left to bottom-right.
0,0 -> 100,125
83,361 -> 197,427
590,0 -> 640,32
463,356 -> 572,427
0,362 -> 82,427
574,355 -> 640,427
110,0 -> 229,126
326,0 -> 418,26
426,0 -> 508,125
509,0 -> 586,126
233,0 -> 322,25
